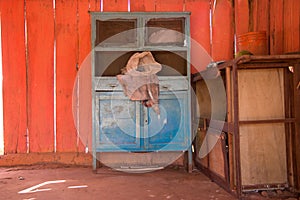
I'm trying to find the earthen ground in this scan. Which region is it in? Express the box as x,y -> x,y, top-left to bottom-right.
0,164 -> 236,200
0,164 -> 299,200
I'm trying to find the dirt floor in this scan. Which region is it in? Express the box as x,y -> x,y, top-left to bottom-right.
0,164 -> 299,200
0,164 -> 237,200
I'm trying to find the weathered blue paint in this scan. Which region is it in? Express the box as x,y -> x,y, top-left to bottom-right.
90,12 -> 192,171
95,91 -> 190,152
146,92 -> 189,151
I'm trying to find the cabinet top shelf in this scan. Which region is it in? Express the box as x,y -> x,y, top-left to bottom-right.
94,46 -> 188,52
89,12 -> 191,16
91,11 -> 191,78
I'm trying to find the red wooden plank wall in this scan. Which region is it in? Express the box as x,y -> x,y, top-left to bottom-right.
130,0 -> 155,11
26,0 -> 55,153
155,0 -> 184,11
235,0 -> 300,54
1,0 -> 299,154
103,0 -> 128,11
283,0 -> 300,54
211,0 -> 234,61
186,0 -> 211,73
0,0 -> 27,153
251,0 -> 269,32
270,0 -> 284,55
77,0 -> 99,152
55,0 -> 78,152
234,0 -> 249,37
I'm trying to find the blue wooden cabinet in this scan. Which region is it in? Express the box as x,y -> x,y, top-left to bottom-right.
90,12 -> 192,170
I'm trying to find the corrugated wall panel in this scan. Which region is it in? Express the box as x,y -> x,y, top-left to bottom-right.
26,0 -> 54,153
186,0 -> 211,73
0,0 -> 27,153
130,0 -> 155,11
56,0 -> 78,152
211,0 -> 234,61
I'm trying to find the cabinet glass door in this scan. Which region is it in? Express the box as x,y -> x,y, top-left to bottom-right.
145,17 -> 185,46
95,18 -> 137,47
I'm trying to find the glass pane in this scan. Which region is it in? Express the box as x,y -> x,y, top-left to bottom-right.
145,18 -> 185,46
95,19 -> 137,47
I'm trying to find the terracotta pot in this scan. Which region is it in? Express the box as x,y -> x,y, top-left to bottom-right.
237,31 -> 268,55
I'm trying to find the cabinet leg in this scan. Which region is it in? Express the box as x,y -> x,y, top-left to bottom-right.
188,147 -> 193,173
93,151 -> 97,173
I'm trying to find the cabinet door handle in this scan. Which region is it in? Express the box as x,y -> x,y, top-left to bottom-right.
162,85 -> 169,89
109,84 -> 118,88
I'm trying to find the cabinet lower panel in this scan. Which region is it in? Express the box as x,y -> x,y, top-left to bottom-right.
94,91 -> 190,152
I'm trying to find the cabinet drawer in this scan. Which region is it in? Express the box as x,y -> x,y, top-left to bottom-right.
94,76 -> 189,91
159,77 -> 189,91
94,78 -> 123,91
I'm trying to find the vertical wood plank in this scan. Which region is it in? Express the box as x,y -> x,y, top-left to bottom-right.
56,0 -> 78,152
26,0 -> 54,152
78,0 -> 95,66
89,0 -> 101,12
75,62 -> 92,152
269,0 -> 284,55
234,0 -> 250,52
208,136 -> 225,178
130,0 -> 155,11
76,0 -> 97,152
0,0 -> 27,153
234,0 -> 249,35
95,0 -> 101,11
251,0 -> 270,53
186,0 -> 211,73
251,0 -> 269,32
155,0 -> 184,11
283,0 -> 300,53
103,0 -> 128,11
211,0 -> 234,61
294,64 -> 300,190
